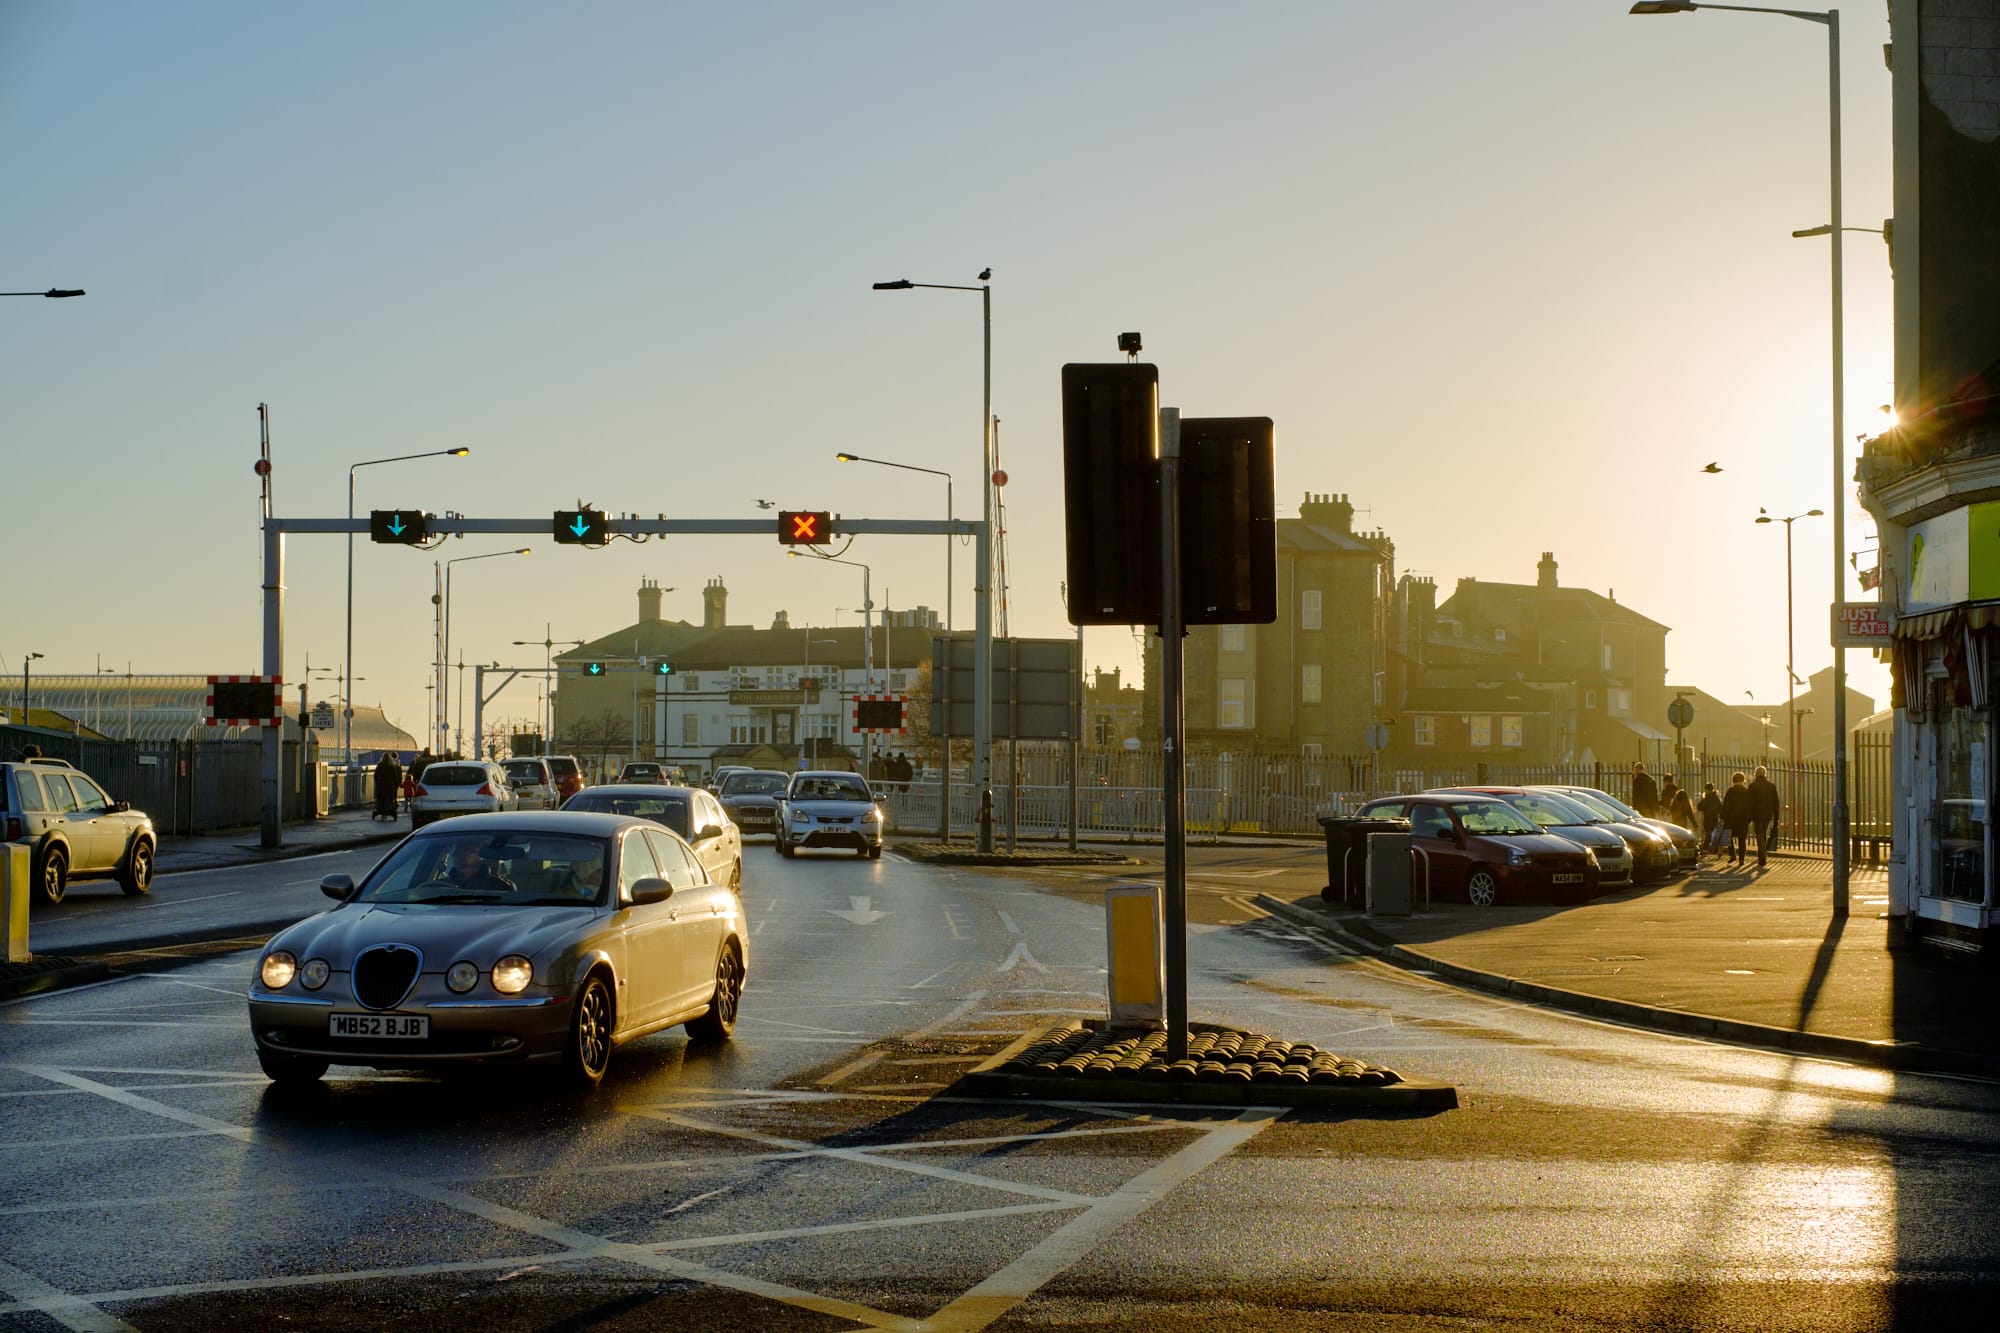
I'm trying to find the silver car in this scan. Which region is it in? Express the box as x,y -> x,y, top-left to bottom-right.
247,811 -> 747,1087
410,761 -> 518,828
0,759 -> 157,903
561,783 -> 742,891
775,769 -> 884,859
499,757 -> 557,810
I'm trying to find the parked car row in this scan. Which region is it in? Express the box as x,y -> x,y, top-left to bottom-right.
1357,783 -> 1700,908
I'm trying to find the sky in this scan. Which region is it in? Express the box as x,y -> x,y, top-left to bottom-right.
1,1 -> 1896,743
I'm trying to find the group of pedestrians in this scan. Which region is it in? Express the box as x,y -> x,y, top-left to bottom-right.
867,751 -> 915,791
1631,761 -> 1782,870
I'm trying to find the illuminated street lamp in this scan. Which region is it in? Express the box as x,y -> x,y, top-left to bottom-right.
1630,0 -> 1853,913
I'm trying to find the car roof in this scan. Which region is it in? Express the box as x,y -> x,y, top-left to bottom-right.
406,809 -> 640,837
792,769 -> 863,781
1371,792 -> 1508,808
568,783 -> 705,800
1429,785 -> 1529,795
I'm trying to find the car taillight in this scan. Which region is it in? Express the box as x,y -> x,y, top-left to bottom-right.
476,783 -> 494,796
4,817 -> 18,841
413,785 -> 429,798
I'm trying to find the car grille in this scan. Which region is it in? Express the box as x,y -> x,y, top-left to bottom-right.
353,945 -> 422,1009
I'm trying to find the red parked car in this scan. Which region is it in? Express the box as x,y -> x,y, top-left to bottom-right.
1357,793 -> 1600,906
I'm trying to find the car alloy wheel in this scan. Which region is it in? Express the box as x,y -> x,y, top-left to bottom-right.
119,838 -> 154,896
37,847 -> 67,906
564,974 -> 613,1088
685,943 -> 743,1044
1466,868 -> 1500,907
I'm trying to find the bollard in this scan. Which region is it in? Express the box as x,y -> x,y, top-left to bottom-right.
1,843 -> 30,962
978,788 -> 995,849
1104,883 -> 1165,1032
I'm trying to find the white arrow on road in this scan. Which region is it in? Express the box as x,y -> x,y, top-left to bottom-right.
827,895 -> 889,926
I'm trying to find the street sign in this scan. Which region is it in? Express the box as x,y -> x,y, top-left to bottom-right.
1366,722 -> 1390,752
368,510 -> 429,544
853,696 -> 907,732
310,702 -> 336,729
778,510 -> 831,545
553,509 -> 608,546
1833,601 -> 1893,646
1667,697 -> 1694,729
930,635 -> 1081,740
206,675 -> 282,727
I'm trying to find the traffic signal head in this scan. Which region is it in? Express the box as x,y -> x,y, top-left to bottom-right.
584,661 -> 605,677
1179,417 -> 1276,625
654,660 -> 673,676
368,510 -> 430,544
1062,363 -> 1160,625
778,510 -> 831,546
554,508 -> 608,546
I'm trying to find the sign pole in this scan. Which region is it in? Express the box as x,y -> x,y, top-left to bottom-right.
1158,407 -> 1187,1063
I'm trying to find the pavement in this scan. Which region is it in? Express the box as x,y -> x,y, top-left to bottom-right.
6,817 -> 1996,1085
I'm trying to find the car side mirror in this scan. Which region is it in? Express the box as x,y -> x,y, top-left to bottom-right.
112,800 -> 130,813
630,876 -> 674,905
320,873 -> 355,901
697,824 -> 724,843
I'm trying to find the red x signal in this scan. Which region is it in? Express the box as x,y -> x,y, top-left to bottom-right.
778,510 -> 831,546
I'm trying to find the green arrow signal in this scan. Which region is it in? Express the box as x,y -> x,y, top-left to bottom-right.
388,515 -> 407,537
569,515 -> 591,538
585,662 -> 605,676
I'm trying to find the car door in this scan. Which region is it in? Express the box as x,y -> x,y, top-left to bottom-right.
645,829 -> 718,1009
688,792 -> 736,885
614,829 -> 685,1028
1406,801 -> 1466,895
49,774 -> 114,872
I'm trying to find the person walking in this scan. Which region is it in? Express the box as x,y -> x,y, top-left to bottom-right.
1698,783 -> 1725,857
1721,771 -> 1753,866
1748,764 -> 1781,868
1669,785 -> 1698,838
1630,762 -> 1659,818
373,753 -> 403,822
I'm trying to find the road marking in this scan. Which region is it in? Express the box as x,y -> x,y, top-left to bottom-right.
998,941 -> 1049,974
922,1108 -> 1281,1331
908,963 -> 959,990
146,976 -> 249,1000
136,890 -> 243,909
828,895 -> 889,925
998,910 -> 1021,934
0,1255 -> 132,1332
944,905 -> 968,940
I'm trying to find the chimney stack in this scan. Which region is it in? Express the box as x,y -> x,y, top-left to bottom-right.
637,578 -> 663,623
702,577 -> 728,630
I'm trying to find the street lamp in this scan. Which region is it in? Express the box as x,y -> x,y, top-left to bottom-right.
873,269 -> 995,850
444,548 -> 531,754
20,652 -> 42,721
1756,507 -> 1823,761
1630,0 -> 1854,914
1,288 -> 84,298
799,635 -> 838,767
346,447 -> 469,768
835,451 -> 954,635
791,550 -> 875,768
513,628 -> 584,748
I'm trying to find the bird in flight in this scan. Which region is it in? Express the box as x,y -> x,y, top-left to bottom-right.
754,498 -> 775,510
1701,462 -> 1722,473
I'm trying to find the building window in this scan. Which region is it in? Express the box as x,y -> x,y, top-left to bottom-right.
1584,689 -> 1598,710
1501,715 -> 1522,748
1219,678 -> 1247,728
1494,628 -> 1507,643
1414,715 -> 1435,747
1602,643 -> 1613,671
1095,715 -> 1112,747
1301,742 -> 1322,757
1220,624 -> 1246,652
1301,590 -> 1322,630
682,713 -> 699,745
682,673 -> 699,691
1301,664 -> 1322,705
1470,716 -> 1492,747
1609,689 -> 1631,717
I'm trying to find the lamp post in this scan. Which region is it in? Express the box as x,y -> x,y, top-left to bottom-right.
444,548 -> 531,755
873,269 -> 995,850
799,636 -> 838,768
512,627 -> 584,750
94,657 -> 118,734
345,447 -> 469,769
834,451 -> 953,636
791,550 -> 874,770
1756,507 -> 1823,761
20,652 -> 42,722
1630,0 -> 1852,914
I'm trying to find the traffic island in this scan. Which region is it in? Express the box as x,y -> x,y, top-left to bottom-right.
894,843 -> 1140,867
0,955 -> 110,1001
955,1019 -> 1457,1109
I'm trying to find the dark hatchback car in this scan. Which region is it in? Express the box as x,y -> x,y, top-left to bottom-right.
717,769 -> 789,837
1358,793 -> 1599,906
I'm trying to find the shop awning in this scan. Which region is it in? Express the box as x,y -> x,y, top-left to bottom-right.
1895,603 -> 2000,639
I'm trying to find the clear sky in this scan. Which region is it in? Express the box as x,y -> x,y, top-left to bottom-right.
1,1 -> 1895,742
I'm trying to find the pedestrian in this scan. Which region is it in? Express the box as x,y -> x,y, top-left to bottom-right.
1721,771 -> 1753,866
373,753 -> 403,822
1748,764 -> 1781,868
1658,779 -> 1680,819
1669,785 -> 1698,838
1696,783 -> 1724,856
1630,762 -> 1658,819
16,743 -> 41,763
894,751 -> 913,791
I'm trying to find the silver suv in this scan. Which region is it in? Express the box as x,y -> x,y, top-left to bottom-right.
0,759 -> 157,903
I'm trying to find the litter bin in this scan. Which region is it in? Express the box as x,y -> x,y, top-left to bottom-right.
1319,816 -> 1407,903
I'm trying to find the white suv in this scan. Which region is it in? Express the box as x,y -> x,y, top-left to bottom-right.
0,759 -> 157,903
499,757 -> 557,809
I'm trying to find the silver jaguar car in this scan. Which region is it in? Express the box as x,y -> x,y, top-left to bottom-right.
247,811 -> 746,1088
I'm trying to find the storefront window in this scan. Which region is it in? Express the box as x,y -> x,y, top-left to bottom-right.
1936,690 -> 1986,904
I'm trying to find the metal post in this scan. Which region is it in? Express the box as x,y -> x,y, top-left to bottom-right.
1828,9 -> 1851,917
1159,407 -> 1187,1063
344,469 -> 356,772
474,663 -> 486,759
1785,520 -> 1797,760
973,283 -> 994,852
1007,639 -> 1019,854
260,522 -> 285,848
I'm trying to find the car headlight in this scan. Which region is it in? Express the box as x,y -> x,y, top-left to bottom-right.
491,955 -> 533,994
791,810 -> 811,823
299,958 -> 330,990
1583,849 -> 1600,867
446,960 -> 479,993
260,951 -> 297,989
862,806 -> 882,822
1505,847 -> 1531,866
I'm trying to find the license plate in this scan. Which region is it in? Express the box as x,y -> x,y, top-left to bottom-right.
1552,873 -> 1584,884
330,1012 -> 428,1039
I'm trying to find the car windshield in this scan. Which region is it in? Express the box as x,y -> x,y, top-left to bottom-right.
1506,793 -> 1589,826
422,765 -> 487,787
622,765 -> 660,777
1456,802 -> 1542,835
358,831 -> 608,906
792,777 -> 869,801
565,793 -> 690,837
722,773 -> 787,796
548,759 -> 578,778
1555,789 -> 1624,822
1583,788 -> 1646,820
502,763 -> 545,784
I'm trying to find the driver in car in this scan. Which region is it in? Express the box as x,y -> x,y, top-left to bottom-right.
444,843 -> 514,894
